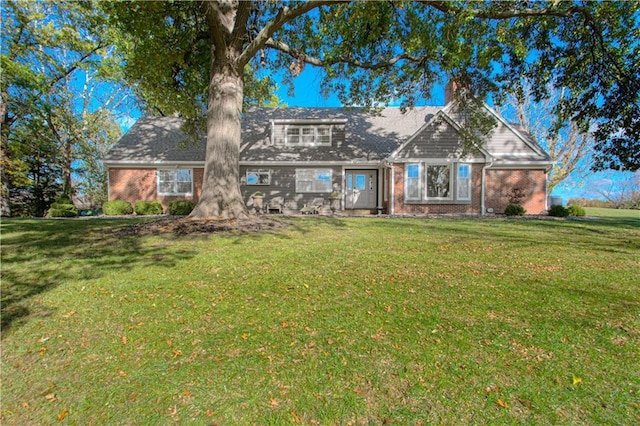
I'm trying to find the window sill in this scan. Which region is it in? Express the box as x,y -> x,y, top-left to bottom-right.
404,200 -> 471,205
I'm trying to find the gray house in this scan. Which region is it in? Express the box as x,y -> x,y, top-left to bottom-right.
104,103 -> 552,215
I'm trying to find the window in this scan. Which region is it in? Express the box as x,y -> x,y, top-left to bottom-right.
286,127 -> 301,144
426,164 -> 452,199
246,169 -> 271,185
285,125 -> 332,146
296,169 -> 332,193
317,127 -> 331,145
405,164 -> 422,200
457,164 -> 471,200
158,169 -> 193,195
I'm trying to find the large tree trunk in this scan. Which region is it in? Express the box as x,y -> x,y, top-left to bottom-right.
189,62 -> 248,220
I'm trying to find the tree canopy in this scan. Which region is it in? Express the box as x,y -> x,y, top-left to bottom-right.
12,1 -> 638,218
1,1 -> 131,216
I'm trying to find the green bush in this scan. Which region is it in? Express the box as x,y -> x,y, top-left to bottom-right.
134,201 -> 164,215
504,203 -> 526,216
48,194 -> 78,217
567,205 -> 586,217
49,203 -> 79,217
168,200 -> 194,215
103,200 -> 134,216
548,204 -> 570,217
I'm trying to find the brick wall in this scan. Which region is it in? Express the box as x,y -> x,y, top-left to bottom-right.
390,164 -> 547,215
108,168 -> 204,210
485,169 -> 547,214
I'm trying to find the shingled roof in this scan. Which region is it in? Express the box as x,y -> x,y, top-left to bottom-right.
103,105 -> 548,166
103,116 -> 206,164
240,107 -> 440,163
103,107 -> 441,165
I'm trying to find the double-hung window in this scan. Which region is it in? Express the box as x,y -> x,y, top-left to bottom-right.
158,169 -> 193,196
285,125 -> 332,146
246,169 -> 271,185
457,164 -> 471,200
405,163 -> 422,200
295,169 -> 332,193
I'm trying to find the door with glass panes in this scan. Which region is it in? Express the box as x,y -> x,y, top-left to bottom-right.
345,170 -> 377,209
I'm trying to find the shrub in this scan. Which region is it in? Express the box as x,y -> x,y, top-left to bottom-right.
168,200 -> 194,216
49,203 -> 79,217
548,204 -> 570,217
103,200 -> 133,216
134,201 -> 164,215
504,203 -> 526,216
48,194 -> 78,217
567,205 -> 586,217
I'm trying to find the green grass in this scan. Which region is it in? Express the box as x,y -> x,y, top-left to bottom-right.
1,215 -> 639,424
585,206 -> 640,219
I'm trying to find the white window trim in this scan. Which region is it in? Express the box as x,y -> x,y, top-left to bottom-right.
295,168 -> 333,193
405,163 -> 422,201
285,125 -> 332,146
246,169 -> 271,186
157,168 -> 194,196
426,164 -> 453,200
456,164 -> 472,201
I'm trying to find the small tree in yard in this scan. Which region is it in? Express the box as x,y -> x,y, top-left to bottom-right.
103,1 -> 640,220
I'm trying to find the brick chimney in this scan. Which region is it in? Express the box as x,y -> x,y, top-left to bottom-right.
444,80 -> 458,105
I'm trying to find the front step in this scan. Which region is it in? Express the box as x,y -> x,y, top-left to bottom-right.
341,209 -> 379,216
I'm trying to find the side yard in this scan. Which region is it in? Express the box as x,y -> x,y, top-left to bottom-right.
1,215 -> 638,424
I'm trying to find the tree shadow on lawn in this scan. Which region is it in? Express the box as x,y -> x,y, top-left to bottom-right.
0,218 -> 198,334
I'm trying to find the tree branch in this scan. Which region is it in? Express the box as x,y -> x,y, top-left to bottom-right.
48,44 -> 104,88
231,0 -> 252,51
425,0 -> 589,20
236,0 -> 343,68
264,38 -> 423,70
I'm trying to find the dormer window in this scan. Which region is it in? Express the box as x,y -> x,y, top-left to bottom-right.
285,125 -> 332,146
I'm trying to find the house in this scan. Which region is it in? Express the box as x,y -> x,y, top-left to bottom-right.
103,100 -> 552,215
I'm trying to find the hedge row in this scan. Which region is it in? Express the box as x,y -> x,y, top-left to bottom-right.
102,200 -> 195,216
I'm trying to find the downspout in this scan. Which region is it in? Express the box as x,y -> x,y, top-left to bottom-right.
389,163 -> 395,216
105,164 -> 111,201
481,157 -> 494,216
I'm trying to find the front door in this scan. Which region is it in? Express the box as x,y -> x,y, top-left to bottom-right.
346,170 -> 377,209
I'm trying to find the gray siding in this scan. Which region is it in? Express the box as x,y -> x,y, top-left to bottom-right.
395,120 -> 483,160
485,121 -> 541,157
240,165 -> 342,213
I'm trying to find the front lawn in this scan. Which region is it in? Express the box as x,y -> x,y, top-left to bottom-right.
1,216 -> 639,424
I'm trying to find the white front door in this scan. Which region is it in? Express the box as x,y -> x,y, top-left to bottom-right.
346,170 -> 377,209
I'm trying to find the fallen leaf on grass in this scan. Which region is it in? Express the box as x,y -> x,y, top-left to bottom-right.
57,408 -> 69,421
270,398 -> 279,407
496,399 -> 509,409
291,411 -> 301,423
572,376 -> 582,386
45,393 -> 56,402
